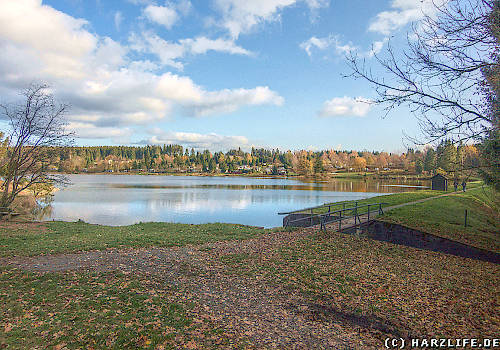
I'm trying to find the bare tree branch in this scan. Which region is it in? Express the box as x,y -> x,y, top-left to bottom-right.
345,0 -> 499,144
0,83 -> 73,209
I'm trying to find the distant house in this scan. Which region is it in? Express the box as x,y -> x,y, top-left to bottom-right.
263,166 -> 273,174
277,167 -> 287,175
431,174 -> 448,191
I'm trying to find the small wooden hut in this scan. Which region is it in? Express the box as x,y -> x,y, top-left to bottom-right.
431,174 -> 448,191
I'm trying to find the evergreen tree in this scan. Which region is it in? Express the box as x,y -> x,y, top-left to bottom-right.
437,140 -> 457,172
313,156 -> 324,174
424,149 -> 437,173
415,159 -> 424,175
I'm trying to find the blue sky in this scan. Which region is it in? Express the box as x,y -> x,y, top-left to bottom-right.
0,0 -> 438,152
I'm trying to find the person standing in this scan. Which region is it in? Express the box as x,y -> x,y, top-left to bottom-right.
461,180 -> 466,192
453,179 -> 458,191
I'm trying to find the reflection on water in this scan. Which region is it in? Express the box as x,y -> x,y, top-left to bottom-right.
38,174 -> 430,228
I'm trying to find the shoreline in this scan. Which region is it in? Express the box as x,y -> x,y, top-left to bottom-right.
56,170 -> 435,182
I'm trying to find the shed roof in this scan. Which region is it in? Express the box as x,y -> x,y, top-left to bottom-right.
431,174 -> 448,180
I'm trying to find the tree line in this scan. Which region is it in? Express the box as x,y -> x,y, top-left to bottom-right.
50,140 -> 481,178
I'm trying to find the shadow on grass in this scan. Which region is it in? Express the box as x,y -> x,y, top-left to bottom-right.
292,302 -> 415,340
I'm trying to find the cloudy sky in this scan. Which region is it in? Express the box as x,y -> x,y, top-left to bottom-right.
0,0 -> 435,152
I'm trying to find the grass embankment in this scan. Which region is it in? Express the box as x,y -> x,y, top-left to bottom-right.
305,190 -> 447,216
303,182 -> 499,253
381,186 -> 500,253
0,222 -> 265,257
307,181 -> 484,216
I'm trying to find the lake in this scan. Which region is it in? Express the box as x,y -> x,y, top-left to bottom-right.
38,174 -> 430,228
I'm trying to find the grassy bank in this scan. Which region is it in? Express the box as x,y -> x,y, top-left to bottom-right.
380,186 -> 500,253
0,222 -> 266,257
296,182 -> 498,253
305,190 -> 445,216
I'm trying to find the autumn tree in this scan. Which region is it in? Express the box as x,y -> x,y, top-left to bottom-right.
0,83 -> 72,209
352,156 -> 367,172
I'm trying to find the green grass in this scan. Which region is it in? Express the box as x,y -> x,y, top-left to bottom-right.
0,221 -> 266,257
300,181 -> 483,216
302,190 -> 446,216
380,186 -> 500,253
0,268 -> 237,349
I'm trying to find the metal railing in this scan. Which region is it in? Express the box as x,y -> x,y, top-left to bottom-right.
279,202 -> 387,232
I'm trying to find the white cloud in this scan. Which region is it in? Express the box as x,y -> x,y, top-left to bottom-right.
369,0 -> 444,35
129,32 -> 251,69
176,0 -> 192,16
214,0 -> 329,39
180,86 -> 284,117
304,0 -> 329,9
319,96 -> 372,117
144,129 -> 251,151
66,122 -> 133,141
0,0 -> 283,136
141,1 -> 192,29
129,31 -> 185,69
369,37 -> 389,56
180,37 -> 251,56
300,35 -> 356,57
299,35 -> 389,57
114,11 -> 123,31
0,0 -> 97,81
301,35 -> 388,58
143,3 -> 179,29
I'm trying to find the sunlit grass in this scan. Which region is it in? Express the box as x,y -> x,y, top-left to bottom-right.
0,221 -> 267,257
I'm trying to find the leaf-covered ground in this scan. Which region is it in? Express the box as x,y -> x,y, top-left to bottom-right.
2,227 -> 499,349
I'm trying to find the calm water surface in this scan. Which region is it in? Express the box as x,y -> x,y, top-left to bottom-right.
39,174 -> 430,228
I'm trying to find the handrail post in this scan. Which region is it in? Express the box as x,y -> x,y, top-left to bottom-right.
354,202 -> 358,225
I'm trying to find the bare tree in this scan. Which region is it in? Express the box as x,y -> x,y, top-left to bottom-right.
347,0 -> 499,144
0,83 -> 73,209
